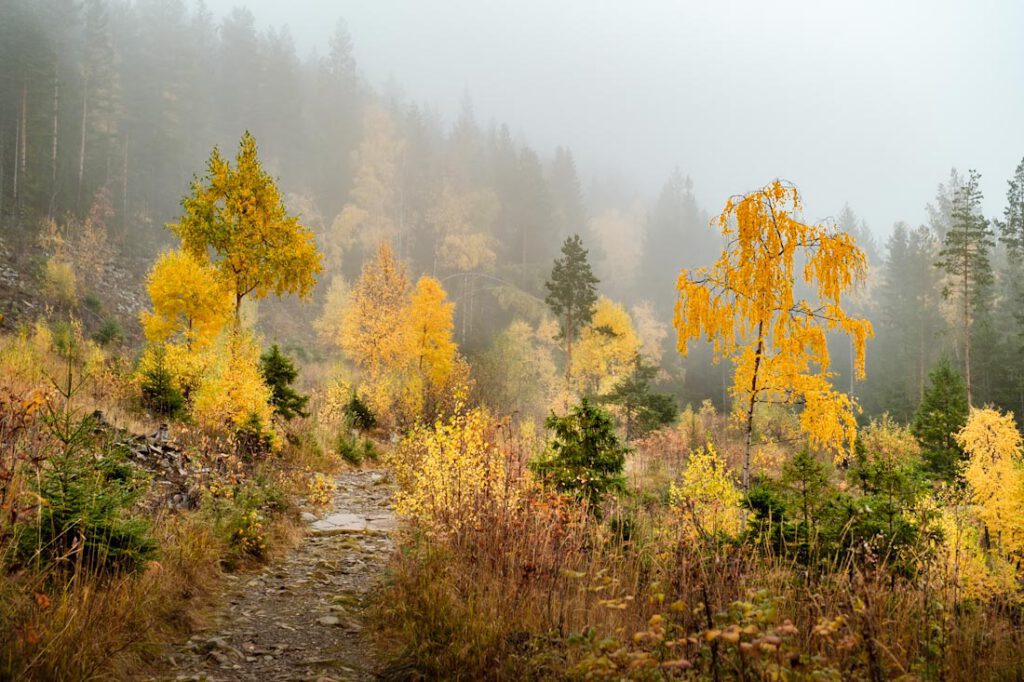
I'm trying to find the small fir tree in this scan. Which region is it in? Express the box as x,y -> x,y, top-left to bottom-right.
911,360 -> 969,481
259,344 -> 310,421
599,354 -> 676,441
531,398 -> 627,510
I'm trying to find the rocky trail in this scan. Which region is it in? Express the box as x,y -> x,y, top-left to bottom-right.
158,469 -> 396,682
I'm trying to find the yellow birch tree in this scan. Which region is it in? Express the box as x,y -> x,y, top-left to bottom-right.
140,249 -> 234,348
956,407 -> 1024,557
675,180 -> 873,489
171,131 -> 322,318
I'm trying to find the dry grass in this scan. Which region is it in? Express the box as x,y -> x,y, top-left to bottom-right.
1,513 -> 224,680
375,420 -> 1024,681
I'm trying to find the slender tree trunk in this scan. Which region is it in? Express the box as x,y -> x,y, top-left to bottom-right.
743,321 -> 766,492
15,81 -> 27,207
918,318 -> 925,403
78,72 -> 89,212
51,64 -> 59,195
849,338 -> 855,397
460,273 -> 469,344
121,139 -> 128,236
0,130 -> 5,217
565,311 -> 574,390
521,228 -> 528,288
963,258 -> 972,406
10,117 -> 17,207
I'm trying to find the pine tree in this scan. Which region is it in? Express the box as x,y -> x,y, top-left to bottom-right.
259,344 -> 310,421
544,234 -> 599,383
548,146 -> 588,243
936,169 -> 994,406
911,360 -> 969,481
873,223 -> 943,417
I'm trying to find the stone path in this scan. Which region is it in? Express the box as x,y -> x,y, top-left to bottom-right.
159,469 -> 395,681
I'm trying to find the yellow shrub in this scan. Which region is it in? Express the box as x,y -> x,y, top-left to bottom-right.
42,256 -> 77,305
307,472 -> 336,507
191,330 -> 274,434
933,503 -> 1021,605
669,443 -> 743,539
387,407 -> 517,534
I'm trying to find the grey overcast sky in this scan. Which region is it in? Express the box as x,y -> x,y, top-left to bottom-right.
201,0 -> 1024,235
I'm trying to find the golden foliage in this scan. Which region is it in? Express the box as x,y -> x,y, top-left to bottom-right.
409,276 -> 457,389
669,443 -> 743,538
339,241 -> 410,377
313,275 -> 350,348
674,180 -> 873,461
140,249 -> 233,348
957,407 -> 1024,557
41,256 -> 77,305
172,132 -> 322,312
933,501 -> 1021,604
386,407 -> 517,534
190,330 -> 274,433
573,296 -> 640,396
332,106 -> 404,254
337,243 -> 461,427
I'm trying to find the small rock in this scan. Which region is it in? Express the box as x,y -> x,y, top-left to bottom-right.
317,615 -> 341,626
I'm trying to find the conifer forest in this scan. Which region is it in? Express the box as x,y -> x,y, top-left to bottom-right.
2,1 -> 1024,679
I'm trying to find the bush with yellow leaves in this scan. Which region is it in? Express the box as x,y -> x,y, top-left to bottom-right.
190,330 -> 274,437
307,472 -> 336,508
669,443 -> 744,539
386,406 -> 518,535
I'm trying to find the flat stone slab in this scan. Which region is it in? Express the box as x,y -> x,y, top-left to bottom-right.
309,512 -> 396,536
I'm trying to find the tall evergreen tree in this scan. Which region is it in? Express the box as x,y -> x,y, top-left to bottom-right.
548,146 -> 588,244
637,168 -> 706,314
545,234 -> 599,382
936,169 -> 993,405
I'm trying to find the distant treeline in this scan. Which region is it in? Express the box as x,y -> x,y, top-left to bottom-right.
2,0 -> 1023,422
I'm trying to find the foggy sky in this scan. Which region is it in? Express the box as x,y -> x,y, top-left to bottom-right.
202,0 -> 1024,236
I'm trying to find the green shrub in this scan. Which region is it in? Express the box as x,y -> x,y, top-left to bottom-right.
344,392 -> 376,432
202,472 -> 287,564
235,413 -> 273,459
94,317 -> 122,346
336,434 -> 379,466
259,344 -> 310,420
82,292 -> 102,313
337,434 -> 364,465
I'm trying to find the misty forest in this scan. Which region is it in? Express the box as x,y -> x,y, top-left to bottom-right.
2,1 -> 1024,680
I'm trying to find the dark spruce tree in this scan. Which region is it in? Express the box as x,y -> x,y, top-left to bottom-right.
545,234 -> 599,382
911,360 -> 969,481
599,354 -> 676,441
259,344 -> 310,421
